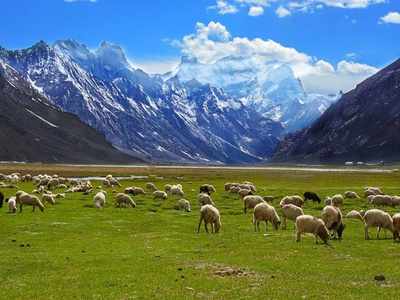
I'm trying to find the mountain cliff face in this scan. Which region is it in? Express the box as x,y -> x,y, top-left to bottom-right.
0,59 -> 141,164
0,40 -> 336,164
273,59 -> 400,163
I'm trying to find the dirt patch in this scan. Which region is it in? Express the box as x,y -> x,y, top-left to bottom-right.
192,262 -> 258,278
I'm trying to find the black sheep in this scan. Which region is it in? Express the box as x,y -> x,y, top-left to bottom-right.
303,191 -> 321,203
0,191 -> 4,208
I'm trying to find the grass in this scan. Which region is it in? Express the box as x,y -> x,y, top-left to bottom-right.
1,165 -> 400,299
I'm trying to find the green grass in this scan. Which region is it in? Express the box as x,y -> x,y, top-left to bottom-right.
1,166 -> 400,299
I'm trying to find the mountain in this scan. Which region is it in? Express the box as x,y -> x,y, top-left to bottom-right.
0,40 -> 285,164
273,59 -> 400,163
173,55 -> 338,132
0,59 -> 140,164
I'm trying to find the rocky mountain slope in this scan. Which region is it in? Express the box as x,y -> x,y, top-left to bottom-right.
0,59 -> 140,164
273,58 -> 400,163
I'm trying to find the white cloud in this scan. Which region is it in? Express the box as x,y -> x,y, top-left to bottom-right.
275,6 -> 291,17
177,21 -> 379,94
130,58 -> 180,75
212,0 -> 239,14
380,11 -> 400,24
248,6 -> 265,16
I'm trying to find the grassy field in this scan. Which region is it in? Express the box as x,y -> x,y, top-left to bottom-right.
1,165 -> 400,299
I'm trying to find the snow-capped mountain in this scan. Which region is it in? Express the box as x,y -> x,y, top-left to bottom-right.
0,40 -> 286,163
173,55 -> 338,132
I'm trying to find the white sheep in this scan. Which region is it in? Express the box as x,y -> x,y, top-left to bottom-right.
243,195 -> 265,214
279,195 -> 304,208
393,213 -> 400,241
7,196 -> 17,213
324,194 -> 344,207
170,185 -> 184,197
177,199 -> 191,212
199,184 -> 216,195
115,193 -> 136,208
197,204 -> 221,233
281,204 -> 304,230
42,194 -> 56,205
238,188 -> 253,199
16,191 -> 45,212
349,209 -> 394,240
125,187 -> 145,196
229,186 -> 241,194
198,193 -> 215,207
146,182 -> 158,192
224,183 -> 239,191
321,205 -> 345,240
164,184 -> 172,193
364,187 -> 383,197
153,190 -> 168,200
93,191 -> 107,209
344,191 -> 360,199
368,195 -> 393,206
253,202 -> 281,232
295,215 -> 329,244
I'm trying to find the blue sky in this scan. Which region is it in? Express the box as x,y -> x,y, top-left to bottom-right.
0,0 -> 399,93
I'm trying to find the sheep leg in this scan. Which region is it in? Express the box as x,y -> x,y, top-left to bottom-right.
265,221 -> 268,233
205,223 -> 209,233
377,227 -> 381,239
197,217 -> 203,233
253,219 -> 257,232
211,224 -> 214,234
19,204 -> 23,213
32,205 -> 35,212
257,221 -> 260,232
364,225 -> 370,240
283,217 -> 287,230
296,231 -> 301,242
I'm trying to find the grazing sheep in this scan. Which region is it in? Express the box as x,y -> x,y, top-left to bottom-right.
177,199 -> 191,212
243,195 -> 265,214
368,195 -> 393,207
321,206 -> 345,240
393,213 -> 400,241
263,196 -> 275,202
115,193 -> 136,208
391,196 -> 400,207
253,202 -> 281,232
238,188 -> 253,198
198,193 -> 215,207
153,190 -> 168,201
197,204 -> 221,233
146,182 -> 158,192
239,183 -> 256,193
170,185 -> 184,197
102,179 -> 112,188
224,183 -> 238,191
0,191 -> 3,208
164,184 -> 172,193
281,204 -> 304,230
280,195 -> 304,208
345,210 -> 365,220
229,186 -> 241,194
324,194 -> 344,207
344,191 -> 360,199
42,194 -> 56,205
16,191 -> 45,212
199,184 -> 216,195
303,192 -> 321,203
364,187 -> 383,197
93,191 -> 107,209
6,196 -> 17,213
350,209 -> 394,240
295,215 -> 329,244
125,187 -> 145,196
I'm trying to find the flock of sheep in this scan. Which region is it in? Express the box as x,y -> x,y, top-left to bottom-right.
1,172 -> 400,244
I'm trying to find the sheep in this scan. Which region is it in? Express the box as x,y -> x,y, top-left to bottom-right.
321,205 -> 345,240
229,186 -> 241,194
344,191 -> 360,199
177,199 -> 191,212
125,187 -> 145,196
6,196 -> 17,213
263,196 -> 275,203
224,183 -> 238,191
243,195 -> 265,214
102,179 -> 112,188
368,195 -> 393,207
15,191 -> 45,212
303,192 -> 321,203
349,209 -> 394,240
164,184 -> 172,193
146,182 -> 158,192
279,195 -> 304,208
109,178 -> 121,187
345,210 -> 365,220
238,188 -> 253,199
391,196 -> 400,207
281,204 -> 304,230
93,191 -> 107,209
153,190 -> 168,201
0,191 -> 3,208
393,213 -> 400,241
239,183 -> 256,193
115,193 -> 136,208
364,187 -> 383,197
42,194 -> 56,205
197,204 -> 221,233
324,194 -> 344,207
253,202 -> 281,232
295,215 -> 329,244
170,185 -> 184,197
198,193 -> 215,207
199,184 -> 216,195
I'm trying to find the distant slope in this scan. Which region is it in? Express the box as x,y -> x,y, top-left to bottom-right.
0,60 -> 141,164
273,59 -> 399,163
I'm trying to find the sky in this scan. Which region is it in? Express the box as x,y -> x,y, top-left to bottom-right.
0,0 -> 399,94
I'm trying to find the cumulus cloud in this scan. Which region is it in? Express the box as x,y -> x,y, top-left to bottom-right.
130,58 -> 180,75
380,11 -> 400,24
211,0 -> 239,14
177,21 -> 379,94
248,6 -> 265,16
275,6 -> 291,17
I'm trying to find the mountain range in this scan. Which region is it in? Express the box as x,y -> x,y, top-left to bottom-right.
0,40 -> 337,164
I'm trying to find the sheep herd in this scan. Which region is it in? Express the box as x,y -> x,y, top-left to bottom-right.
2,172 -> 400,244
